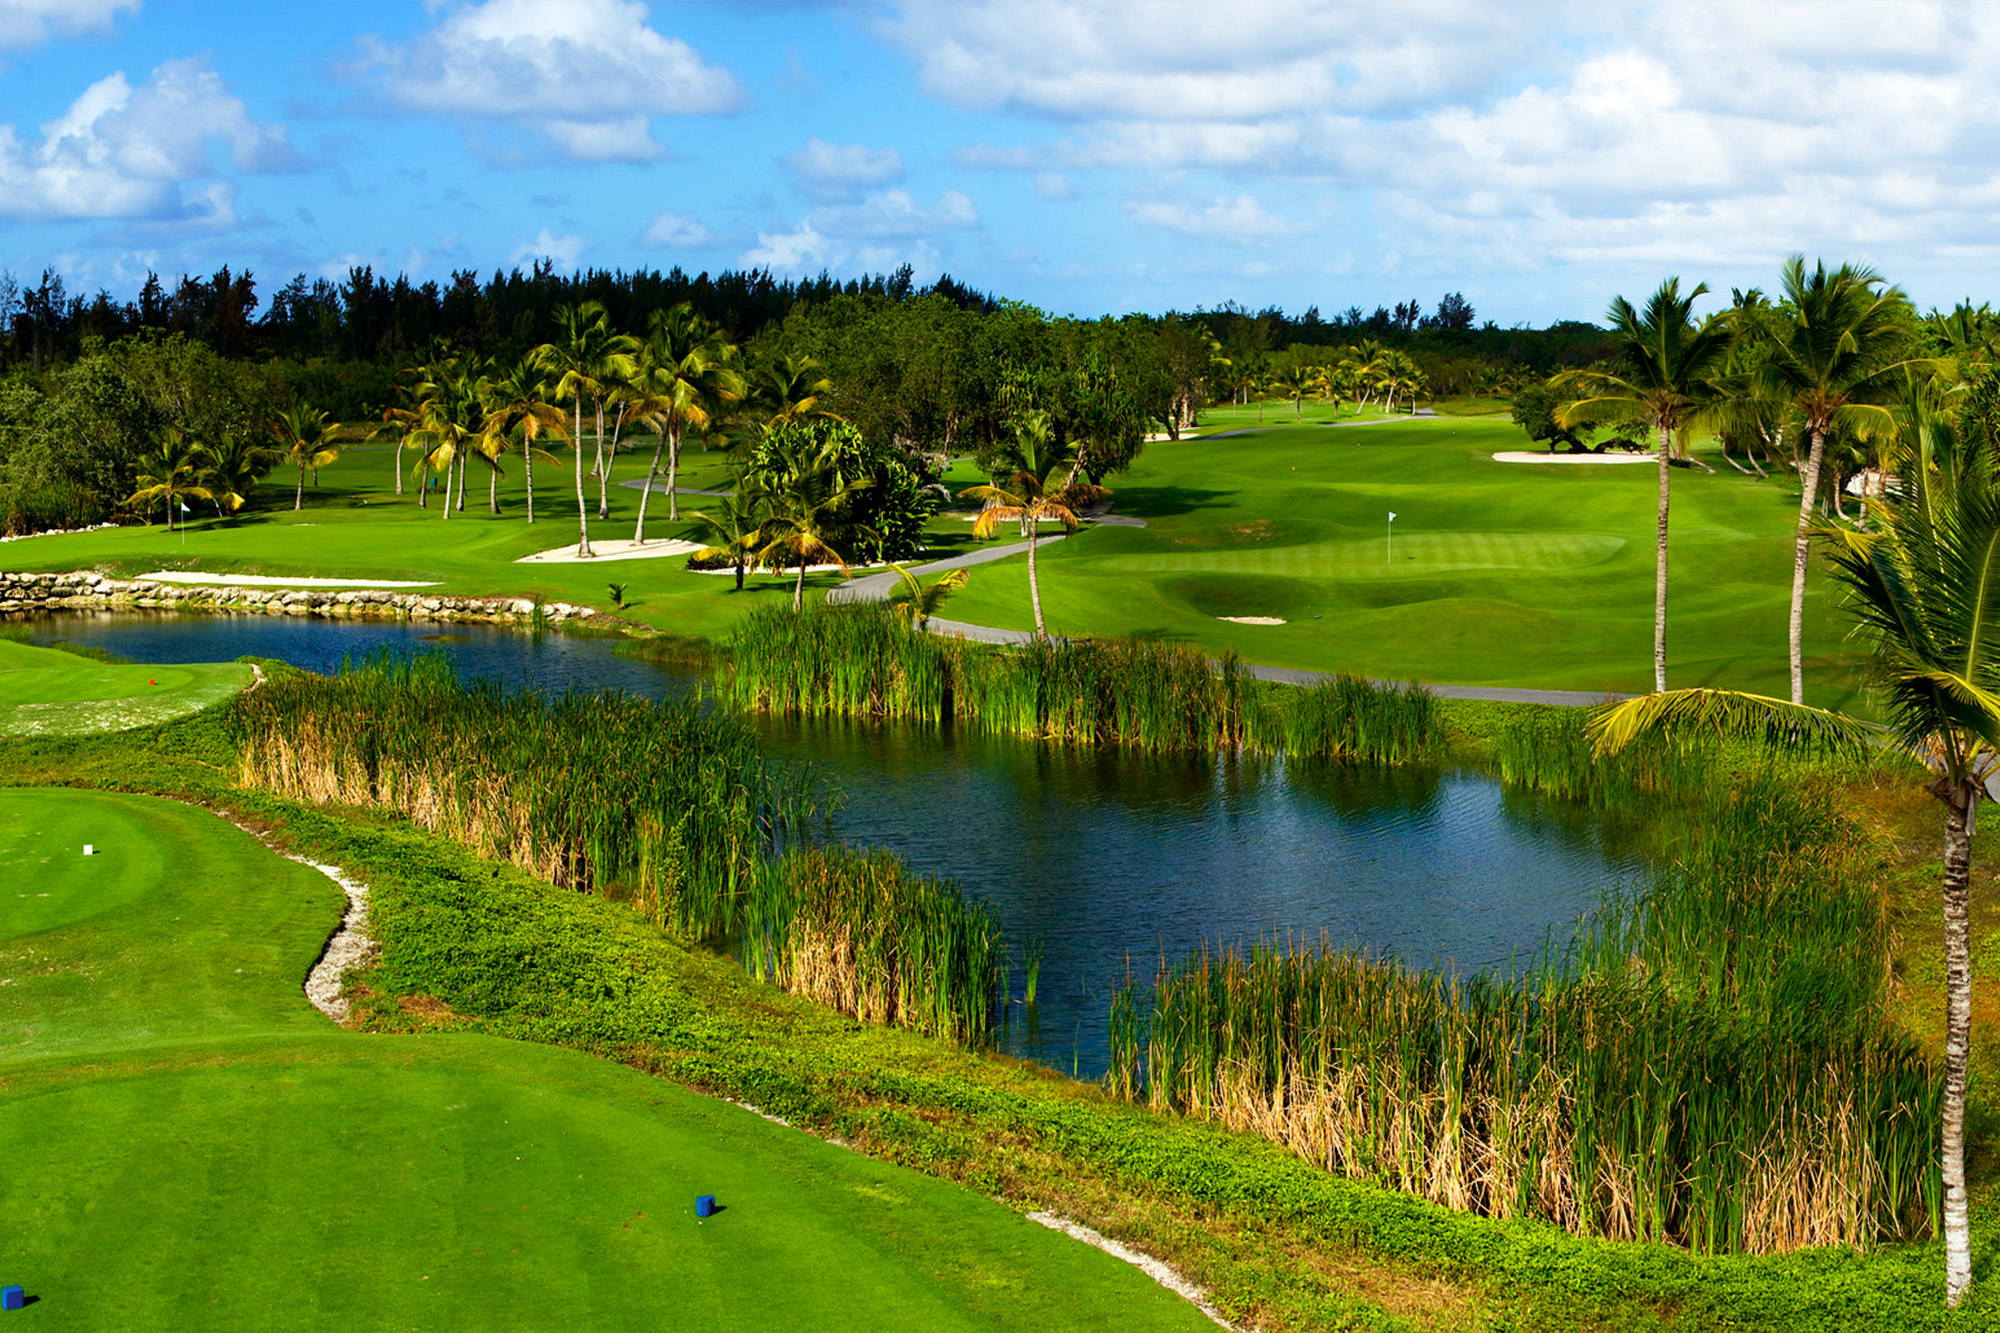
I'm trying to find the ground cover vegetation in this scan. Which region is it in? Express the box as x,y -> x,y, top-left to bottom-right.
0,782 -> 1205,1330
2,692 -> 1992,1329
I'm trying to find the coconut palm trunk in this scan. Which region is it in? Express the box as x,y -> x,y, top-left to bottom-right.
295,461 -> 307,510
1789,425 -> 1830,704
1654,422 -> 1672,693
1940,779 -> 1975,1302
523,442 -> 536,523
572,399 -> 591,557
793,555 -> 809,612
667,424 -> 682,522
594,400 -> 610,520
633,421 -> 674,544
1024,516 -> 1047,637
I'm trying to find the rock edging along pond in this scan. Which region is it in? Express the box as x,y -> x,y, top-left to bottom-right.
0,569 -> 602,627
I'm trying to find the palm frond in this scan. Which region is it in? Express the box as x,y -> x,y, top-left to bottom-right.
1588,687 -> 1882,758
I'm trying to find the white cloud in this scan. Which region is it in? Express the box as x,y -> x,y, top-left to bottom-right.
354,0 -> 743,164
744,189 -> 979,273
0,58 -> 298,223
1033,171 -> 1076,201
0,0 -> 137,50
1124,191 -> 1301,244
641,210 -> 741,249
783,137 -> 904,201
512,227 -> 590,270
895,0 -> 2000,282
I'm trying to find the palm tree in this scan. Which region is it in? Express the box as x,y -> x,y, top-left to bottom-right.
271,404 -> 342,511
632,304 -> 744,538
1342,341 -> 1385,414
533,302 -> 637,558
1559,278 -> 1734,693
957,410 -> 1106,638
1588,382 -> 2000,1308
204,436 -> 278,517
757,352 -> 839,429
1271,365 -> 1316,422
686,468 -> 769,592
1757,256 -> 1920,704
126,429 -> 215,531
755,438 -> 872,612
888,564 -> 970,630
479,359 -> 567,524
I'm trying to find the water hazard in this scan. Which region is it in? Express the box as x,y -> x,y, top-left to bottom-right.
28,611 -> 1646,1073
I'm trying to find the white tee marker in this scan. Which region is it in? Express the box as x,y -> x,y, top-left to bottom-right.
83,844 -> 94,856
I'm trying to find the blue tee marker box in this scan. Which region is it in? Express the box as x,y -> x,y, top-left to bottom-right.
695,1195 -> 716,1218
1,1285 -> 23,1311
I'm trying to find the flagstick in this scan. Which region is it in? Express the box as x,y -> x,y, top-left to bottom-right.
1387,511 -> 1397,564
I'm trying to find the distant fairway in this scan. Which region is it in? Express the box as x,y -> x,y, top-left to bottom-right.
943,416 -> 1866,705
0,789 -> 1212,1330
0,638 -> 252,736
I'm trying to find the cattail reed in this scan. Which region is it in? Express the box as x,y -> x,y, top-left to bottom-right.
722,603 -> 1435,763
1113,777 -> 1941,1257
232,651 -> 1002,1041
745,848 -> 1003,1045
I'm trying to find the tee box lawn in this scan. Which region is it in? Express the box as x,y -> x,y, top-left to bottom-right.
0,786 -> 1213,1330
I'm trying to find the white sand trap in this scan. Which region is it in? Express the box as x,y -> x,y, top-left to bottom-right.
1219,615 -> 1286,625
138,571 -> 441,588
516,538 -> 703,564
1491,451 -> 1656,465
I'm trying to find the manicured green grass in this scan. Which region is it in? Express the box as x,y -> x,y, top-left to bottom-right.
0,443 -> 952,639
943,417 -> 1866,706
0,639 -> 253,736
0,416 -> 1862,702
0,785 -> 1220,1330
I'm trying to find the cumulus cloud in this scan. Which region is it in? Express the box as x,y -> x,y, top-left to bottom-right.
0,0 -> 138,50
745,188 -> 978,272
1124,192 -> 1301,244
640,210 -> 743,249
0,58 -> 299,223
893,0 -> 2000,279
782,137 -> 904,201
512,227 -> 590,270
354,0 -> 744,164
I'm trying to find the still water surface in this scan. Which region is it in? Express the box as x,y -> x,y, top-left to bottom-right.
31,612 -> 1645,1072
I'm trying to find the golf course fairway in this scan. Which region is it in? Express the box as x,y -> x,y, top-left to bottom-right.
0,639 -> 253,737
0,788 -> 1214,1329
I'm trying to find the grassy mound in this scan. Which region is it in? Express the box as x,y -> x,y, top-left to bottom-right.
0,638 -> 252,736
0,786 -> 1214,1330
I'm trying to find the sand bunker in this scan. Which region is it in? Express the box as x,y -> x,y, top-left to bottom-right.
516,538 -> 703,564
1218,615 -> 1286,626
1491,451 -> 1655,465
138,571 -> 440,588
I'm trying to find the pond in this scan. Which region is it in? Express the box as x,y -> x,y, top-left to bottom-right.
27,611 -> 1647,1073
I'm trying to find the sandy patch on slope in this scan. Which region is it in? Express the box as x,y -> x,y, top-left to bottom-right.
1490,451 -> 1655,465
1217,615 -> 1286,626
515,538 -> 703,564
138,571 -> 441,588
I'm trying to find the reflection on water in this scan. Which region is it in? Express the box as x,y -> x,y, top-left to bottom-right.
27,609 -> 1646,1075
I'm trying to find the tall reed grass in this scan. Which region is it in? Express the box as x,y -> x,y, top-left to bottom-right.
1109,777 -> 1941,1256
722,603 -> 1435,763
233,651 -> 1004,1039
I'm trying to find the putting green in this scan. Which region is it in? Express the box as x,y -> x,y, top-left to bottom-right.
0,639 -> 252,736
0,789 -> 1213,1330
1108,531 -> 1628,578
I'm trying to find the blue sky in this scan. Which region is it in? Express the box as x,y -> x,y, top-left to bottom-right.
2,0 -> 1998,326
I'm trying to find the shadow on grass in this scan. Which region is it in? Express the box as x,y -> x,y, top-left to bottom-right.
1100,485 -> 1232,519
